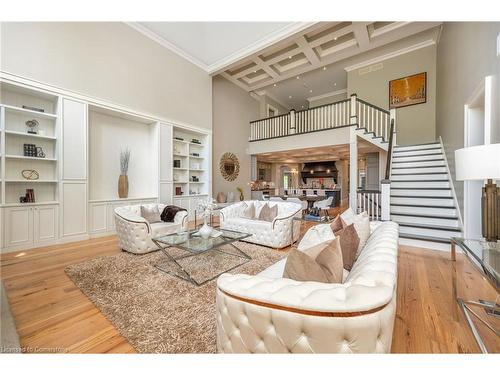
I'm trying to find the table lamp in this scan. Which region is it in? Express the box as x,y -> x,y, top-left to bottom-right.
455,143 -> 500,242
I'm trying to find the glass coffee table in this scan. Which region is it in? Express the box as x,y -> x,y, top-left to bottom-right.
152,229 -> 252,286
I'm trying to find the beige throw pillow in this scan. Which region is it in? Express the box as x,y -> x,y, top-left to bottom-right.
258,203 -> 278,222
352,211 -> 370,257
334,224 -> 360,271
241,202 -> 255,219
283,238 -> 343,284
140,205 -> 161,223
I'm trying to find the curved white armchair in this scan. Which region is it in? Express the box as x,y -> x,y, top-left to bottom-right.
216,221 -> 399,353
114,203 -> 188,254
313,196 -> 333,209
219,200 -> 302,249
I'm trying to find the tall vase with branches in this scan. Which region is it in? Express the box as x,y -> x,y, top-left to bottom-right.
118,148 -> 131,198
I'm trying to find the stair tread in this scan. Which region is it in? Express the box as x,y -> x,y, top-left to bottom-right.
395,142 -> 440,148
397,222 -> 461,232
391,212 -> 459,219
392,172 -> 447,175
399,233 -> 452,244
393,159 -> 444,163
392,165 -> 446,169
393,152 -> 443,158
392,179 -> 449,182
393,146 -> 441,153
391,187 -> 451,190
391,195 -> 454,199
391,203 -> 455,209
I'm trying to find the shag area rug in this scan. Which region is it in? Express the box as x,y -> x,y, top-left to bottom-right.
65,242 -> 287,353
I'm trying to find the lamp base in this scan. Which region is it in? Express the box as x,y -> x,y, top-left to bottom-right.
481,179 -> 499,242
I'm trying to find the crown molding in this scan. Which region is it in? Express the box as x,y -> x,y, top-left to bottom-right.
126,22 -> 317,75
126,22 -> 210,71
307,88 -> 347,103
344,39 -> 436,72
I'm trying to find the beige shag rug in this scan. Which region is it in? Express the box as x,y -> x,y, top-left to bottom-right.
65,242 -> 287,353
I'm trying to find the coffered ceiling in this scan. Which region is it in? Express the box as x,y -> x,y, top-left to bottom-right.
219,21 -> 441,93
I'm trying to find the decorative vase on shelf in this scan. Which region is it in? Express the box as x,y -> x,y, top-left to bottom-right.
119,148 -> 131,199
118,175 -> 129,198
199,216 -> 212,239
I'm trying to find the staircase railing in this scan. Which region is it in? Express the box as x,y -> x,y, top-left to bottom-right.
381,115 -> 396,221
249,94 -> 389,142
357,189 -> 382,220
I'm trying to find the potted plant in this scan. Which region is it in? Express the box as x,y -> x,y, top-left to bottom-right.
118,148 -> 130,198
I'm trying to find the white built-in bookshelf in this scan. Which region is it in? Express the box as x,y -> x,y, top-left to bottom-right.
0,83 -> 60,206
172,128 -> 208,198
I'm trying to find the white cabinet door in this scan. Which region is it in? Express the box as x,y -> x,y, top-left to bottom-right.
34,205 -> 58,244
62,99 -> 87,180
62,182 -> 87,237
4,207 -> 33,248
90,203 -> 107,233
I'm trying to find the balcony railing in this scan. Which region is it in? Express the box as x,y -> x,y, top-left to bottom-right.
249,94 -> 392,142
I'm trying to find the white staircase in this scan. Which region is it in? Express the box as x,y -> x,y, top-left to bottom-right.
389,142 -> 462,244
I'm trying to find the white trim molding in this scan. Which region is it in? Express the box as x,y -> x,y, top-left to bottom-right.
307,89 -> 347,103
344,39 -> 436,72
126,22 -> 317,75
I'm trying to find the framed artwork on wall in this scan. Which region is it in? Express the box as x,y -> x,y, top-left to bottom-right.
389,72 -> 427,109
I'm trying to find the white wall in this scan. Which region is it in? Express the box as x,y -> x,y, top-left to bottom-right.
0,22 -> 212,130
348,45 -> 437,145
89,111 -> 157,200
212,76 -> 259,199
436,22 -> 500,214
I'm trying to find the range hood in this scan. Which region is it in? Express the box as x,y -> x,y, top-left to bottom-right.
301,161 -> 338,183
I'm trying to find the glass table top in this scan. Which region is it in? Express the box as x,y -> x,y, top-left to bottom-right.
154,229 -> 251,253
452,238 -> 500,290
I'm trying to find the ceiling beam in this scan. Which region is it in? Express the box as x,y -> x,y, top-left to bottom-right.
296,35 -> 320,65
352,23 -> 370,49
254,56 -> 279,78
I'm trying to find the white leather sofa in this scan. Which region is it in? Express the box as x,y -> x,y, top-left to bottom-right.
219,200 -> 302,249
216,220 -> 399,353
114,203 -> 188,254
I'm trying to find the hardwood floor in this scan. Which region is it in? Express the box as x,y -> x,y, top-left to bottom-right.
1,230 -> 498,353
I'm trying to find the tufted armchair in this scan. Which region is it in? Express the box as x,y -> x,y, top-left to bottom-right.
216,221 -> 399,353
114,203 -> 188,254
219,200 -> 302,249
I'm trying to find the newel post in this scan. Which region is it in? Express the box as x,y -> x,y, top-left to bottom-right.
381,179 -> 391,221
350,94 -> 357,125
289,109 -> 296,135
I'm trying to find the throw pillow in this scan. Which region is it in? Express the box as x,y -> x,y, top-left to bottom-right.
352,211 -> 370,257
141,205 -> 161,223
160,205 -> 187,222
340,207 -> 356,226
241,202 -> 255,219
330,215 -> 343,233
258,203 -> 278,222
283,238 -> 343,284
297,224 -> 334,251
335,224 -> 360,271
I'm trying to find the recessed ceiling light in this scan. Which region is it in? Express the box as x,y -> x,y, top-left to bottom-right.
301,105 -> 304,109
309,89 -> 313,93
253,70 -> 257,73
334,37 -> 338,41
273,83 -> 277,87
288,56 -> 292,59
289,95 -> 293,99
296,76 -> 300,79
333,82 -> 337,86
322,66 -> 327,71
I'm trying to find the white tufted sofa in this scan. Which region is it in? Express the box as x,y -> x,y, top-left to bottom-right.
114,203 -> 188,254
216,221 -> 399,353
219,200 -> 302,249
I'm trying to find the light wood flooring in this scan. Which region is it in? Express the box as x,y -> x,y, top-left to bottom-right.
1,225 -> 498,353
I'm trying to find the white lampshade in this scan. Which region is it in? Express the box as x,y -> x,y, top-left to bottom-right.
455,143 -> 500,181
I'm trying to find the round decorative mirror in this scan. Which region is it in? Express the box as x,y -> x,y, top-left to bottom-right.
220,152 -> 240,181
